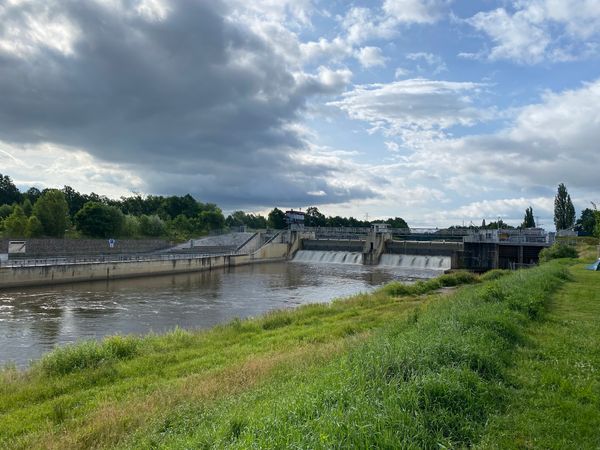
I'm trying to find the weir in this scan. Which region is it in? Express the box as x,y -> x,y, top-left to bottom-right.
0,227 -> 552,289
293,250 -> 451,271
293,250 -> 362,265
379,254 -> 451,271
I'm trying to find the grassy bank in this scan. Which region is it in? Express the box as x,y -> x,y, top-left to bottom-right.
0,261 -> 593,449
479,263 -> 600,448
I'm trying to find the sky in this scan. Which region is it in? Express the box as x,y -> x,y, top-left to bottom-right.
0,0 -> 599,228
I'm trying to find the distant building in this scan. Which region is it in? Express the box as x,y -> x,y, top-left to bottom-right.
285,210 -> 305,230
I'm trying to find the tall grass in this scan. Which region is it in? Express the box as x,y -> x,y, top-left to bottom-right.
382,270 -> 479,296
38,335 -> 141,375
129,262 -> 571,449
0,262 -> 575,449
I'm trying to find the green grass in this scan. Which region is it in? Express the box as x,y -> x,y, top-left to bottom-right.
0,283 -> 434,449
478,263 -> 600,449
1,263 -> 596,449
382,270 -> 479,296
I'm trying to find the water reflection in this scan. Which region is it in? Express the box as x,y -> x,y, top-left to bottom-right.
0,261 -> 438,367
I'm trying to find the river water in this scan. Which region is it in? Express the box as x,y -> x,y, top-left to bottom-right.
0,260 -> 440,368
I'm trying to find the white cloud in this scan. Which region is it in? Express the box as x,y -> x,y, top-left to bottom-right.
407,79 -> 600,197
385,141 -> 400,152
423,197 -> 555,227
329,78 -> 491,147
316,66 -> 353,91
300,37 -> 352,62
394,67 -> 410,78
466,0 -> 600,64
467,7 -> 550,64
0,0 -> 80,57
383,0 -> 450,24
0,141 -> 144,197
406,52 -> 448,74
356,46 -> 387,68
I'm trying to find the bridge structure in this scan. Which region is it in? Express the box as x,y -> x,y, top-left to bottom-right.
293,226 -> 553,271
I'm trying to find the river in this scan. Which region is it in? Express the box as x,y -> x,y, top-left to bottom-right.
0,260 -> 440,368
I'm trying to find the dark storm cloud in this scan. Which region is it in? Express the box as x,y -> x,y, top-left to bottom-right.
0,0 -> 374,207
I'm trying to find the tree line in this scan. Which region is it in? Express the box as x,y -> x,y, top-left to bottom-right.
0,174 -> 410,240
1,174 -> 596,240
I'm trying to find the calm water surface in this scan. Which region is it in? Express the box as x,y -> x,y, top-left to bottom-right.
0,261 -> 439,367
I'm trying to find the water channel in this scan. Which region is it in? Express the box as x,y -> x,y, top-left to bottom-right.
0,260 -> 441,368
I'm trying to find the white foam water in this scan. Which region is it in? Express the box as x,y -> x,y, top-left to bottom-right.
293,250 -> 363,265
378,254 -> 450,270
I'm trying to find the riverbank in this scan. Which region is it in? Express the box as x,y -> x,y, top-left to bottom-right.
1,261 -> 597,448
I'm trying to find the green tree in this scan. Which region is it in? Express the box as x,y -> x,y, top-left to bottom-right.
138,215 -> 166,237
120,215 -> 140,237
0,204 -> 13,220
25,215 -> 44,237
267,208 -> 286,229
385,217 -> 409,229
0,173 -> 21,205
32,189 -> 69,237
198,209 -> 225,231
62,186 -> 87,218
75,202 -> 124,238
3,205 -> 27,236
554,183 -> 575,230
22,198 -> 33,217
576,208 -> 597,235
225,211 -> 247,228
305,207 -> 325,227
521,206 -> 536,228
169,214 -> 194,237
24,187 -> 41,204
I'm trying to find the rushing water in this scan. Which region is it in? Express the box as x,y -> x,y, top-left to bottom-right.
0,259 -> 441,367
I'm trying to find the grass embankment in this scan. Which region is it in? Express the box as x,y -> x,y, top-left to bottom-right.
0,261 -> 596,449
0,273 -> 476,449
480,263 -> 600,448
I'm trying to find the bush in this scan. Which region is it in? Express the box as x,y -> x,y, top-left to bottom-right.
383,271 -> 479,297
539,242 -> 578,262
479,269 -> 510,282
40,335 -> 140,375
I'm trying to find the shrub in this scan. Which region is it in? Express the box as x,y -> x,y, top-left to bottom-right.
539,242 -> 578,262
40,335 -> 140,375
383,271 -> 478,297
479,269 -> 510,282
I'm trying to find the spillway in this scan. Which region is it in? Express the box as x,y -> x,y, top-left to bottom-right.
293,250 -> 363,265
378,254 -> 451,270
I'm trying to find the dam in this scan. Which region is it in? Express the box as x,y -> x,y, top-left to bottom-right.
0,226 -> 552,289
0,227 -> 552,366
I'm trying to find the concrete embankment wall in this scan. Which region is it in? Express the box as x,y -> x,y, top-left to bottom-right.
0,242 -> 291,289
1,238 -> 170,257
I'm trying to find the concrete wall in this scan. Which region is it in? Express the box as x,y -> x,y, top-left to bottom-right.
386,240 -> 463,256
0,239 -> 290,289
302,239 -> 364,252
1,238 -> 170,257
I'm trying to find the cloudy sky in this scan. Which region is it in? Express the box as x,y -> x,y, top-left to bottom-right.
0,0 -> 599,227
